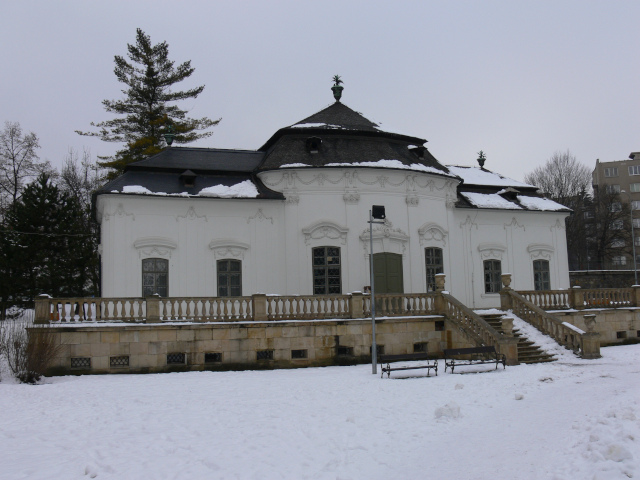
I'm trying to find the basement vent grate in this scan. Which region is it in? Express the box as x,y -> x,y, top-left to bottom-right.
204,352 -> 222,363
337,346 -> 353,356
167,353 -> 186,365
257,350 -> 274,360
369,345 -> 385,355
435,320 -> 445,331
70,357 -> 91,369
291,349 -> 308,359
617,331 -> 628,339
110,356 -> 129,368
413,342 -> 428,353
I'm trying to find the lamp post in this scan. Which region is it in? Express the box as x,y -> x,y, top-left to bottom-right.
369,205 -> 386,374
621,190 -> 638,284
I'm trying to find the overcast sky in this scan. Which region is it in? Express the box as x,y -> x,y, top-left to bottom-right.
2,1 -> 638,182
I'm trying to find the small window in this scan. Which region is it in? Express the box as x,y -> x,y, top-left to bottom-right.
313,247 -> 341,294
337,346 -> 353,356
583,211 -> 595,219
606,184 -> 621,194
291,349 -> 308,359
635,237 -> 640,247
70,357 -> 91,369
167,353 -> 186,365
369,345 -> 385,355
142,258 -> 168,297
217,259 -> 241,297
612,220 -> 624,230
425,247 -> 444,292
483,260 -> 502,294
633,201 -> 640,211
631,183 -> 640,193
110,356 -> 130,368
533,260 -> 551,291
629,166 -> 640,176
435,320 -> 445,331
612,256 -> 627,266
617,331 -> 627,339
413,342 -> 428,353
604,167 -> 618,177
257,350 -> 274,360
633,219 -> 640,228
609,202 -> 622,212
204,352 -> 222,363
611,239 -> 625,248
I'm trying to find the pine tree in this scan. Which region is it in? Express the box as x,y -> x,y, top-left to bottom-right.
77,28 -> 219,179
1,174 -> 97,307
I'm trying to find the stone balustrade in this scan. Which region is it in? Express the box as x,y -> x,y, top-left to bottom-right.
518,286 -> 639,310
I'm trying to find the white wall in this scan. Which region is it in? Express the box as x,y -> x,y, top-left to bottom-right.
96,167 -> 570,308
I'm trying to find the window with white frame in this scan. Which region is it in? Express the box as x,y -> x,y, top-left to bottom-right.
610,202 -> 622,212
629,166 -> 640,176
633,201 -> 640,210
612,256 -> 627,265
606,184 -> 621,194
533,260 -> 550,291
611,239 -> 626,248
425,247 -> 444,292
631,183 -> 640,193
142,258 -> 168,297
312,246 -> 341,294
612,219 -> 624,230
483,260 -> 502,294
634,218 -> 640,228
604,167 -> 618,177
217,259 -> 242,297
635,237 -> 640,247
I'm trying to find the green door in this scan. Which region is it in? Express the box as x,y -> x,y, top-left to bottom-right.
373,253 -> 404,294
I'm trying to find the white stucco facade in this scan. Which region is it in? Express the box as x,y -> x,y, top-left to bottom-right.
96,165 -> 570,309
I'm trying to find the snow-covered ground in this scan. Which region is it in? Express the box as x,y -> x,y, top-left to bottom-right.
0,334 -> 638,480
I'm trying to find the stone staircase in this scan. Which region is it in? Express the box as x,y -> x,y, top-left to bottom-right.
480,313 -> 556,364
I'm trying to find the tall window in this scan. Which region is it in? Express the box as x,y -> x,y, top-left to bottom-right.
605,184 -> 621,194
217,259 -> 241,297
483,260 -> 501,294
632,201 -> 640,211
425,247 -> 443,292
533,260 -> 550,291
313,247 -> 341,294
629,166 -> 640,176
142,258 -> 168,297
631,183 -> 640,193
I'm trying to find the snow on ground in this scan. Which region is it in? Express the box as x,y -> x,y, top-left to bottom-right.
1,339 -> 639,480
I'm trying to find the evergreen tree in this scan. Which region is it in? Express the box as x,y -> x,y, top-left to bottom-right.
1,174 -> 97,308
77,28 -> 219,179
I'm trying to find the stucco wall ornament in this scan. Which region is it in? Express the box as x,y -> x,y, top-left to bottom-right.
209,239 -> 250,259
504,217 -> 525,230
405,194 -> 419,206
104,203 -> 135,221
176,206 -> 207,222
359,220 -> 409,255
133,237 -> 177,259
247,209 -> 274,224
418,223 -> 448,246
284,189 -> 300,204
343,189 -> 360,204
478,242 -> 507,260
527,244 -> 554,260
550,218 -> 565,231
302,220 -> 349,245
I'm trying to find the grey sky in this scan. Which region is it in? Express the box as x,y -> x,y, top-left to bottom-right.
2,1 -> 638,182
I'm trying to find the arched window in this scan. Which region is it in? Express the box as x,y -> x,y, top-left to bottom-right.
533,259 -> 550,291
483,260 -> 502,294
142,258 -> 168,297
312,247 -> 341,294
425,247 -> 444,292
217,259 -> 242,297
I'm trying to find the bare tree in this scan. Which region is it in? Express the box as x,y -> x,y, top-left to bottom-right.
524,150 -> 592,207
59,147 -> 104,211
524,150 -> 593,270
0,121 -> 44,209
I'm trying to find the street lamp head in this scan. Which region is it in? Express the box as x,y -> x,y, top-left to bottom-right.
372,205 -> 386,220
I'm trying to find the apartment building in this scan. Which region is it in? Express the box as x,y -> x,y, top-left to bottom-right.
592,152 -> 640,269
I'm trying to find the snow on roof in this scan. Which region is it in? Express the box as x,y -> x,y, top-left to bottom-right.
517,195 -> 568,211
461,192 -> 523,210
324,159 -> 455,176
114,180 -> 260,199
280,163 -> 310,168
290,122 -> 342,129
447,166 -> 533,188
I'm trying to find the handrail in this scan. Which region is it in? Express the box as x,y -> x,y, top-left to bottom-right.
441,293 -> 503,349
507,290 -> 584,355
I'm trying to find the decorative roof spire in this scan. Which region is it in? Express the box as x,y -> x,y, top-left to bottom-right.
477,150 -> 486,168
331,75 -> 344,102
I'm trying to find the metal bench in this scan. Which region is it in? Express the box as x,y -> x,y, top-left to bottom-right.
443,346 -> 506,374
379,352 -> 438,378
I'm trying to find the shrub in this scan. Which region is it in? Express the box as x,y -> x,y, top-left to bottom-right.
0,312 -> 62,384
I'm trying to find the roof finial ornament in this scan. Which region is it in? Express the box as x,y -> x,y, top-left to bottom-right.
477,150 -> 486,169
331,75 -> 344,102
